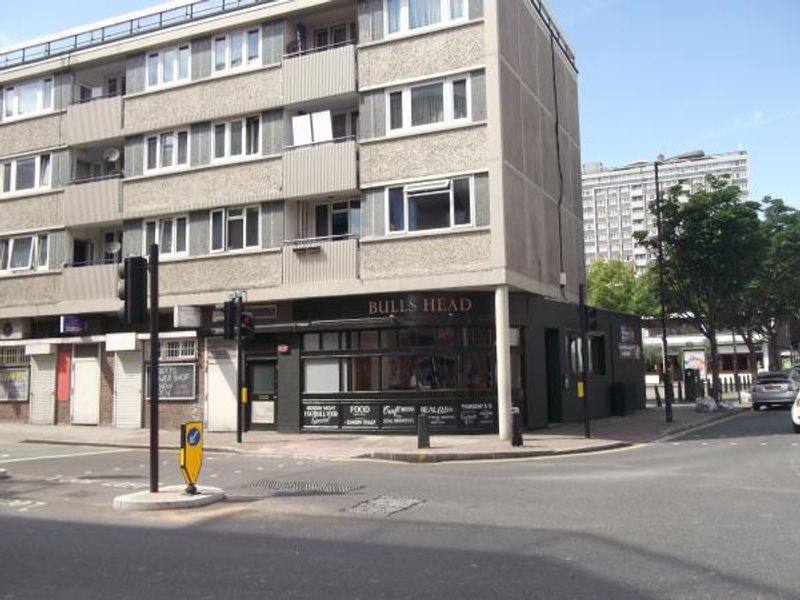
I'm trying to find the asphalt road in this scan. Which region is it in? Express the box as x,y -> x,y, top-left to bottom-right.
1,409 -> 798,599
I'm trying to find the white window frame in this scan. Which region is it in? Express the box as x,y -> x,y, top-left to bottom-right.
313,198 -> 361,239
212,116 -> 261,162
0,233 -> 48,273
212,27 -> 262,74
144,130 -> 190,173
384,0 -> 467,36
142,215 -> 189,258
209,206 -> 261,253
0,153 -> 52,196
145,44 -> 191,89
385,75 -> 471,135
385,175 -> 474,235
2,77 -> 55,121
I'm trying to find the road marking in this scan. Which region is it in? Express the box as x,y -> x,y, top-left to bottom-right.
760,442 -> 768,446
256,466 -> 263,471
234,470 -> 242,474
730,442 -> 738,446
0,498 -> 47,512
0,448 -> 132,464
672,442 -> 680,446
701,442 -> 708,446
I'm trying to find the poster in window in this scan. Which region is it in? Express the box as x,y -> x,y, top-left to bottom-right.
420,404 -> 457,428
382,404 -> 416,428
342,403 -> 379,428
302,403 -> 339,428
459,401 -> 494,428
0,368 -> 28,401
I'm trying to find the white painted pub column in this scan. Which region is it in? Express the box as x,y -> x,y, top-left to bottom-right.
495,285 -> 512,441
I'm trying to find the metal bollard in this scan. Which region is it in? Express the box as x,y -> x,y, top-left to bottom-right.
654,385 -> 662,407
510,407 -> 523,447
417,413 -> 430,449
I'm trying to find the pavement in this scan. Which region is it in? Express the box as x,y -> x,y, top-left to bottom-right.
0,402 -> 749,464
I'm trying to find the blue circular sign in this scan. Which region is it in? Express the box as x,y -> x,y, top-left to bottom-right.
187,427 -> 201,447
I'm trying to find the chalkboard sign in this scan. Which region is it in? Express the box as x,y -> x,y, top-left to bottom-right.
382,404 -> 417,428
0,368 -> 29,402
146,363 -> 196,400
460,401 -> 494,428
342,403 -> 379,428
303,404 -> 339,428
420,404 -> 457,428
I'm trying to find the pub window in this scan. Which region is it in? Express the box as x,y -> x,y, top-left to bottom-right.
349,356 -> 381,391
380,329 -> 398,348
360,330 -> 379,349
321,332 -> 340,351
304,358 -> 341,392
303,333 -> 320,351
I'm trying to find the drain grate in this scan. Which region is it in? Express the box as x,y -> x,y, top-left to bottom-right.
347,495 -> 424,517
247,480 -> 364,495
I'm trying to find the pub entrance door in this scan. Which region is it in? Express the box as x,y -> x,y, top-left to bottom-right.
247,361 -> 277,430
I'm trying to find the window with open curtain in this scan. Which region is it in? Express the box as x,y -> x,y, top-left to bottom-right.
409,0 -> 441,29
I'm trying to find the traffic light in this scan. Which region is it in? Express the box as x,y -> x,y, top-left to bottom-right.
239,310 -> 255,340
117,257 -> 148,324
587,306 -> 599,331
223,301 -> 236,340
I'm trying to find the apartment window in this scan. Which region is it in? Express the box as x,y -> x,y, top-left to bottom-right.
314,199 -> 361,239
331,111 -> 358,139
213,28 -> 261,73
314,23 -> 354,48
385,0 -> 466,35
210,206 -> 260,252
0,233 -> 48,272
387,176 -> 473,233
146,44 -> 190,88
143,216 -> 188,257
213,117 -> 260,161
145,130 -> 189,171
0,154 -> 51,194
386,75 -> 470,133
2,77 -> 54,119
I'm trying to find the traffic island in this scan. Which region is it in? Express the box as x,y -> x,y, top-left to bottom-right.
113,485 -> 224,511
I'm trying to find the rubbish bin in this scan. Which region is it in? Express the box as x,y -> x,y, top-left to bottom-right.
610,382 -> 626,417
684,368 -> 699,403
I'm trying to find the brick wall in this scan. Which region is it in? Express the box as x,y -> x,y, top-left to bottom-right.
0,401 -> 29,422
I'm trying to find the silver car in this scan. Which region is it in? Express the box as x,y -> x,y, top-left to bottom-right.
751,370 -> 800,410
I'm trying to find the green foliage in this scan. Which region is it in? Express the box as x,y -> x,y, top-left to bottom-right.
586,259 -> 659,317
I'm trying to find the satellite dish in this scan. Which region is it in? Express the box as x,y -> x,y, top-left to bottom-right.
105,241 -> 122,256
102,148 -> 120,163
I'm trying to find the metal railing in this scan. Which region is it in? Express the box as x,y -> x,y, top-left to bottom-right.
0,0 -> 281,70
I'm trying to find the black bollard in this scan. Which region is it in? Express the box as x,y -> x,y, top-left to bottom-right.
510,407 -> 523,447
654,385 -> 662,407
417,413 -> 430,449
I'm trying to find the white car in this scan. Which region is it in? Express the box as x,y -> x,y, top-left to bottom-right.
792,392 -> 800,434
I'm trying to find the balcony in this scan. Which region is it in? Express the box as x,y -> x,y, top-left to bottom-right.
282,43 -> 356,105
61,263 -> 117,304
282,138 -> 357,199
64,176 -> 123,227
282,237 -> 359,285
63,95 -> 123,145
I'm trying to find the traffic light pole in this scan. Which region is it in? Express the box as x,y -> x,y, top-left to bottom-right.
148,244 -> 160,493
236,295 -> 244,444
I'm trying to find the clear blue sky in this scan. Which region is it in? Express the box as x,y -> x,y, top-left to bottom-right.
1,1 -> 797,206
550,0 -> 800,207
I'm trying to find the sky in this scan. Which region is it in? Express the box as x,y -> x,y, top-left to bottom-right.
1,0 -> 798,206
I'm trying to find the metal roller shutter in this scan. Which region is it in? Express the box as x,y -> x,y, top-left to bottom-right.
114,351 -> 143,428
29,354 -> 56,425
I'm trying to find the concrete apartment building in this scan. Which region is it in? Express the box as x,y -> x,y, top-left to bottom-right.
581,150 -> 750,273
0,0 -> 644,437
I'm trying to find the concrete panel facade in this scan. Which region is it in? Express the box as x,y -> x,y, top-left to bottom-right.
360,125 -> 488,185
360,229 -> 491,280
160,252 -> 282,296
0,273 -> 61,314
122,158 -> 281,219
123,67 -> 282,134
358,23 -> 485,89
0,113 -> 64,157
0,191 -> 64,233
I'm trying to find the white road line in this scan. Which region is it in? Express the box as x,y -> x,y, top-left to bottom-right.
0,448 -> 133,464
760,442 -> 768,446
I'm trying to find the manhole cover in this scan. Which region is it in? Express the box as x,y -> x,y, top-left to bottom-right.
347,495 -> 424,517
247,480 -> 364,495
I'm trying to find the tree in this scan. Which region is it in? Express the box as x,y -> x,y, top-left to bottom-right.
635,178 -> 764,401
586,259 -> 659,316
730,197 -> 800,374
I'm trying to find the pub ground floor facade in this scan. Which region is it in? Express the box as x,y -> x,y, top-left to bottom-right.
0,290 -> 646,435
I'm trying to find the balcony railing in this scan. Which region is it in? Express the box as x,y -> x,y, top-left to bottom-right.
282,42 -> 356,104
282,236 -> 359,285
282,138 -> 358,199
64,175 -> 123,227
63,95 -> 124,145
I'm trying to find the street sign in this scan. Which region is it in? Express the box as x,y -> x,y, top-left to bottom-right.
179,421 -> 204,494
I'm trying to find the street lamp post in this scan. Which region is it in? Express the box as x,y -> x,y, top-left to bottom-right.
654,161 -> 674,423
